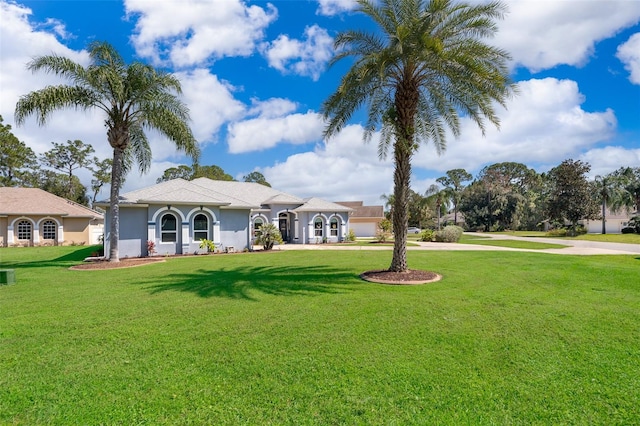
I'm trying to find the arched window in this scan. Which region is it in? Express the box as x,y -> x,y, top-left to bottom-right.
161,213 -> 177,242
42,220 -> 56,240
314,217 -> 324,237
253,217 -> 264,237
17,220 -> 32,240
193,213 -> 208,241
330,217 -> 338,236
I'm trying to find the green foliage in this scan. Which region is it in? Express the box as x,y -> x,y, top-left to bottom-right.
434,225 -> 463,243
38,170 -> 89,205
628,216 -> 640,233
346,228 -> 356,242
0,115 -> 39,186
243,171 -> 271,187
254,223 -> 283,250
198,239 -> 217,253
419,229 -> 434,242
156,164 -> 237,183
376,218 -> 393,242
40,139 -> 94,201
546,228 -> 568,237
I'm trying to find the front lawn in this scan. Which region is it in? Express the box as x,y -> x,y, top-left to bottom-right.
1,246 -> 638,424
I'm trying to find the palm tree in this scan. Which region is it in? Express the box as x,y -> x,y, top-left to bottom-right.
322,0 -> 515,272
436,168 -> 472,225
15,41 -> 199,262
424,184 -> 445,230
593,173 -> 624,234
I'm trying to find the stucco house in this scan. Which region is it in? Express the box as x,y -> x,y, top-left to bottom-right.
96,178 -> 352,258
0,187 -> 104,247
335,201 -> 384,237
583,207 -> 635,234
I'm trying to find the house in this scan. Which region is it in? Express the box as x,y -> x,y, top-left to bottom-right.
96,178 -> 352,258
583,207 -> 635,234
0,187 -> 104,247
335,201 -> 384,237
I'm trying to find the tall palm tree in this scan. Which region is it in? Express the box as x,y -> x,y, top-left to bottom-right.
436,168 -> 472,225
593,173 -> 624,234
424,183 -> 445,230
322,0 -> 515,272
15,41 -> 199,262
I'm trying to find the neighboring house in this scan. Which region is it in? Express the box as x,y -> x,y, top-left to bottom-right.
583,207 -> 635,234
335,201 -> 384,237
0,187 -> 104,247
96,178 -> 352,258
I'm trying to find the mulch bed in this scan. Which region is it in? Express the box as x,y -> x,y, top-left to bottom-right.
360,269 -> 442,285
69,257 -> 166,270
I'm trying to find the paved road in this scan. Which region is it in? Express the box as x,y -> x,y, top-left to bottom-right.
275,233 -> 640,255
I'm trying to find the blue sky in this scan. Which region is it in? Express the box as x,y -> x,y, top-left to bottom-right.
1,0 -> 639,205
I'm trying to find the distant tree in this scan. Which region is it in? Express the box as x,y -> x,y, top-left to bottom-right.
436,169 -> 472,225
610,166 -> 640,214
194,164 -> 234,181
545,159 -> 598,235
156,165 -> 194,183
424,184 -> 446,230
90,157 -> 114,208
39,170 -> 89,205
14,41 -> 198,262
0,115 -> 39,186
40,139 -> 94,200
243,171 -> 271,187
592,173 -> 626,234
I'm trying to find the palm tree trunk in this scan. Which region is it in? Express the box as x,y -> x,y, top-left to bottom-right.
108,146 -> 125,262
601,201 -> 606,234
390,143 -> 411,272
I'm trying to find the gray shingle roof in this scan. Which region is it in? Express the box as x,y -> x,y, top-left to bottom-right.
292,197 -> 353,213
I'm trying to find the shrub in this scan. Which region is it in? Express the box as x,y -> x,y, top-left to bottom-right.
621,227 -> 636,234
254,223 -> 283,250
375,228 -> 392,243
346,228 -> 356,242
198,239 -> 216,253
147,240 -> 156,256
546,228 -> 567,237
434,225 -> 463,243
419,229 -> 434,242
628,216 -> 640,233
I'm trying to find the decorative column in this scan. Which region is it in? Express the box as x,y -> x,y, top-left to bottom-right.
213,221 -> 221,245
57,223 -> 64,245
181,221 -> 189,254
294,217 -> 299,242
33,224 -> 40,245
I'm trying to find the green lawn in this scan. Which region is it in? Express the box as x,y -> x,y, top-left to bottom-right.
494,230 -> 640,244
1,246 -> 639,424
459,234 -> 568,250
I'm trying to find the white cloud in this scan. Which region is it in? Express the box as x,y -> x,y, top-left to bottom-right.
227,111 -> 324,154
579,146 -> 640,178
174,69 -> 245,144
247,98 -> 298,119
316,0 -> 358,17
493,0 -> 640,71
125,0 -> 277,67
412,78 -> 617,173
263,124 -> 394,205
262,25 -> 334,81
616,32 -> 640,85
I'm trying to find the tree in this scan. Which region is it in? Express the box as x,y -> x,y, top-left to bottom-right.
610,167 -> 640,214
254,223 -> 283,250
545,159 -> 598,235
0,115 -> 39,186
436,169 -> 472,225
194,164 -> 234,181
90,157 -> 114,208
424,184 -> 445,230
40,139 -> 94,200
156,165 -> 194,183
322,0 -> 514,272
39,170 -> 89,205
592,173 -> 625,234
15,41 -> 199,262
243,171 -> 271,187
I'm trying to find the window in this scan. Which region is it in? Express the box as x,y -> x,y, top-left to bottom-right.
253,218 -> 264,237
17,220 -> 32,240
42,220 -> 56,240
161,214 -> 177,242
193,214 -> 208,241
330,217 -> 338,236
314,217 -> 324,237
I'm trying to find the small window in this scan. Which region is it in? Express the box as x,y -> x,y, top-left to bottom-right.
330,217 -> 338,236
42,220 -> 56,240
314,217 -> 324,237
253,218 -> 264,237
17,220 -> 32,240
193,214 -> 208,241
161,214 -> 177,243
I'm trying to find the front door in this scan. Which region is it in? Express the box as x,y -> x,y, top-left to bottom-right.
279,213 -> 289,242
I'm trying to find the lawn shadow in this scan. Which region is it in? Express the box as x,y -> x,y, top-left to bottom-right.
0,245 -> 101,269
142,264 -> 361,301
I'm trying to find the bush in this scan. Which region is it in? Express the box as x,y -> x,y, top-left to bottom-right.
346,229 -> 356,242
254,223 -> 283,250
546,228 -> 567,237
434,225 -> 463,243
419,229 -> 434,242
621,227 -> 636,234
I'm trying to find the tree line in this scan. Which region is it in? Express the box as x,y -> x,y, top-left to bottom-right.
384,161 -> 640,234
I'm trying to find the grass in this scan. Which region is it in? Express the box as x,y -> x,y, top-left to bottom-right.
1,246 -> 639,424
459,234 -> 568,250
494,230 -> 640,244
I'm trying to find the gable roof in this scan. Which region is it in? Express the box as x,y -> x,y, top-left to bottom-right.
335,201 -> 384,218
293,197 -> 353,213
0,187 -> 103,219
